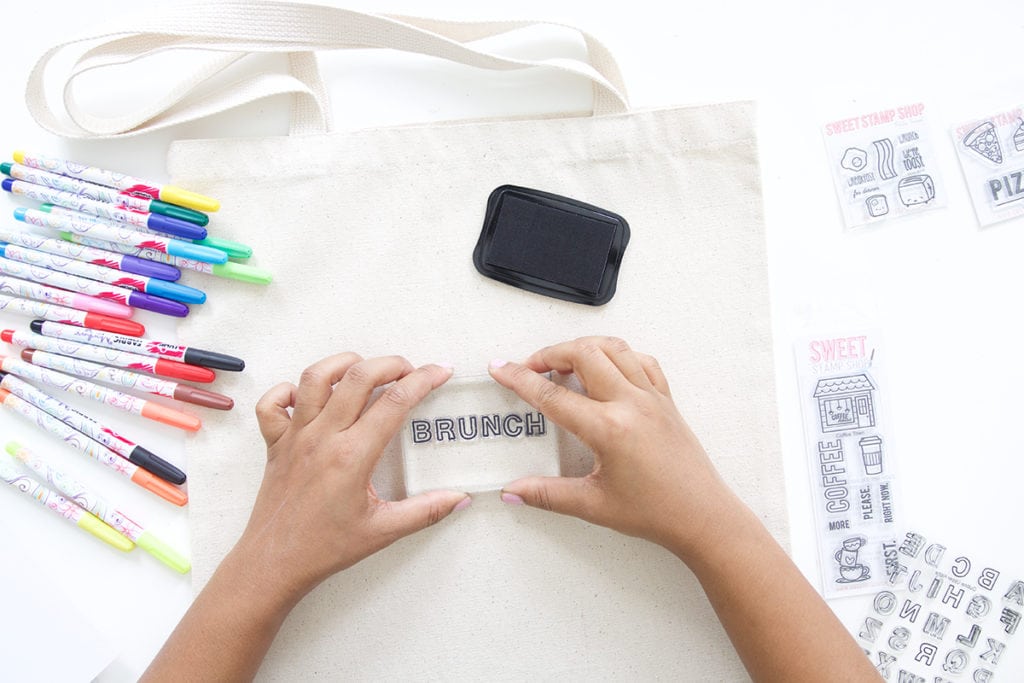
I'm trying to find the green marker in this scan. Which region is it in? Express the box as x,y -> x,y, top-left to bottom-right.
6,441 -> 191,573
58,230 -> 272,285
194,235 -> 253,260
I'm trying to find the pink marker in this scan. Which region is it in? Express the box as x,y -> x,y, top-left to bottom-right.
0,274 -> 131,318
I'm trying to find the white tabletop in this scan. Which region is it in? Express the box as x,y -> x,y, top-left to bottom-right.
1,1 -> 1022,680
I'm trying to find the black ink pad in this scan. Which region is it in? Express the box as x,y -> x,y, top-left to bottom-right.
472,185 -> 630,306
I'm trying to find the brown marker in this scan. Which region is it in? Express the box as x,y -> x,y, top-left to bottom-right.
20,348 -> 234,410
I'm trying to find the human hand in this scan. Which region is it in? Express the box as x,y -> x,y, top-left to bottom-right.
236,353 -> 470,604
488,337 -> 748,561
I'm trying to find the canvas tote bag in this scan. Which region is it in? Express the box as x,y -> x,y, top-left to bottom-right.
28,3 -> 787,678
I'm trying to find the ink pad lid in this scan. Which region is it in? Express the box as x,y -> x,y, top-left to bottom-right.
473,186 -> 630,306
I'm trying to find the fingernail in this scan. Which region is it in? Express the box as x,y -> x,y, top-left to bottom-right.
489,359 -> 508,369
438,362 -> 455,373
501,492 -> 524,505
454,495 -> 472,512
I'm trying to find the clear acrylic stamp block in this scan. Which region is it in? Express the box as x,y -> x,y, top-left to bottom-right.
401,374 -> 560,495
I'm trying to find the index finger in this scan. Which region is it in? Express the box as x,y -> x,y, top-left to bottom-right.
350,363 -> 455,459
488,360 -> 597,436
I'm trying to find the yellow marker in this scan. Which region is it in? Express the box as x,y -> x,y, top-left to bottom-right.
12,150 -> 219,212
0,451 -> 133,552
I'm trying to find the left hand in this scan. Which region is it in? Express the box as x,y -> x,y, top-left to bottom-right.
234,353 -> 470,605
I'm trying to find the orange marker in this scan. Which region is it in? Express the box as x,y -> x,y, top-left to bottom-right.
0,388 -> 186,506
0,354 -> 200,431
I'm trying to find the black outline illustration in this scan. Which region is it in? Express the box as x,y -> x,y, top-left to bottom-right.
873,139 -> 898,180
858,435 -> 884,475
865,194 -> 889,217
841,147 -> 869,173
813,374 -> 877,433
963,121 -> 1003,165
835,536 -> 871,583
897,174 -> 935,206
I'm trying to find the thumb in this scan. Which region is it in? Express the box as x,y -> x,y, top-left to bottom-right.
502,476 -> 594,520
375,490 -> 470,541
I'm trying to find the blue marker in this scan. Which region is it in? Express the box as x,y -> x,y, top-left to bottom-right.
0,241 -> 205,305
14,207 -> 228,265
2,178 -> 206,240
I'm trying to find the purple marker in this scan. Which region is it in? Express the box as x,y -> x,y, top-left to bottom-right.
0,255 -> 187,318
2,178 -> 206,241
0,224 -> 179,281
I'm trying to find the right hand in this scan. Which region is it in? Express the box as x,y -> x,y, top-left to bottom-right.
488,336 -> 749,560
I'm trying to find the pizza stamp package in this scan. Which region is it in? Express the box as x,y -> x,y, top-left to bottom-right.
795,331 -> 902,599
823,103 -> 947,228
854,530 -> 1021,681
953,106 -> 1024,227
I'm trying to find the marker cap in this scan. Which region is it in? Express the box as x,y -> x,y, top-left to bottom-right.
193,236 -> 252,260
77,512 -> 135,551
148,199 -> 209,227
82,313 -> 145,336
143,278 -> 206,304
212,260 -> 272,284
167,240 -> 228,264
129,445 -> 186,485
154,358 -> 216,383
121,254 -> 180,281
130,291 -> 189,317
136,530 -> 191,573
173,385 -> 234,410
158,185 -> 220,213
2,178 -> 12,192
75,293 -> 133,318
146,213 -> 207,241
130,466 -> 188,506
140,401 -> 201,431
0,163 -> 11,176
182,347 -> 245,372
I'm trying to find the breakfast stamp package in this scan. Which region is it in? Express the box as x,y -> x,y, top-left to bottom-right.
823,103 -> 946,228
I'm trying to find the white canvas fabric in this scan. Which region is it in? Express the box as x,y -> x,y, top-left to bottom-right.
29,4 -> 786,679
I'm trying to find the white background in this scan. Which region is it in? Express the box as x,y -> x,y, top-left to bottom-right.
0,0 -> 1022,680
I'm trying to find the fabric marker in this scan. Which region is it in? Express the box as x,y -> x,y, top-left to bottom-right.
1,162 -> 208,227
4,329 -> 215,382
0,354 -> 201,432
15,206 -> 227,264
2,178 -> 207,241
0,225 -> 180,281
0,241 -> 203,303
0,253 -> 187,317
0,293 -> 144,335
7,442 -> 190,573
193,236 -> 252,260
29,320 -> 245,371
13,150 -> 220,212
0,273 -> 132,318
0,372 -> 186,483
0,452 -> 134,551
0,388 -> 187,505
18,349 -> 230,410
57,231 -> 271,284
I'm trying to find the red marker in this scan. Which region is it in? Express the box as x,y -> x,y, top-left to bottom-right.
2,329 -> 215,383
0,293 -> 144,336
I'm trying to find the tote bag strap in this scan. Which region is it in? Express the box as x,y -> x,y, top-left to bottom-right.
25,1 -> 630,139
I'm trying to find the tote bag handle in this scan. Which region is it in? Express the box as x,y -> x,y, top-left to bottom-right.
25,1 -> 630,139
